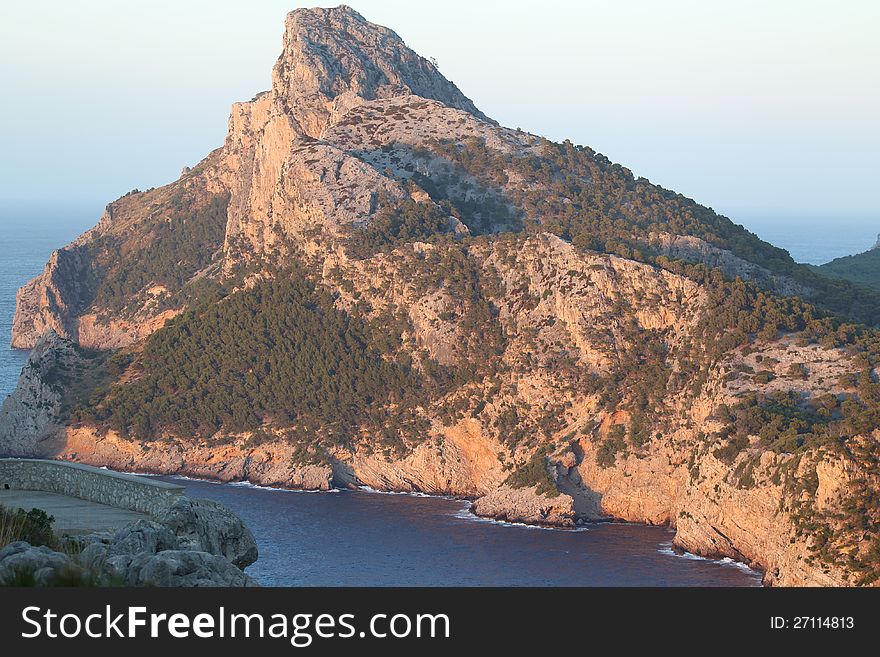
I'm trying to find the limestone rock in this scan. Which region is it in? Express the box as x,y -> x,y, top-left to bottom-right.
75,512 -> 259,586
0,332 -> 78,455
122,550 -> 258,587
75,520 -> 178,574
110,519 -> 179,555
646,232 -> 813,298
159,498 -> 258,568
472,486 -> 577,527
11,245 -> 95,349
46,427 -> 335,494
272,5 -> 490,139
0,542 -> 74,585
5,5 -> 877,589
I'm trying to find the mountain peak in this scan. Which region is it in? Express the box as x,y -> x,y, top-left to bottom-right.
271,5 -> 492,137
288,4 -> 364,20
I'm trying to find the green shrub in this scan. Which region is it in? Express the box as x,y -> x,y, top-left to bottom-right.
505,447 -> 559,497
0,506 -> 57,549
597,427 -> 628,468
787,363 -> 808,379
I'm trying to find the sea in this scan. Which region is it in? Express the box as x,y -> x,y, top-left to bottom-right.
0,203 -> 874,586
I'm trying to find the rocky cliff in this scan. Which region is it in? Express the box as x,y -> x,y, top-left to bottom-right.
0,332 -> 80,452
4,5 -> 880,587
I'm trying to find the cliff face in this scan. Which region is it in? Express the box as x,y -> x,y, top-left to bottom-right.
219,5 -> 503,269
0,332 -> 75,453
10,153 -> 230,350
271,5 -> 490,137
5,5 -> 880,587
9,4 -> 867,351
12,245 -> 96,349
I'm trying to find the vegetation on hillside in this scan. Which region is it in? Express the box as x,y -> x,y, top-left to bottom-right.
91,192 -> 229,315
46,129 -> 880,583
346,194 -> 456,258
813,247 -> 880,292
424,137 -> 880,326
504,446 -> 559,497
75,266 -> 438,449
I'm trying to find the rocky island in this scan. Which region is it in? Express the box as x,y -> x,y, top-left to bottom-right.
2,5 -> 880,587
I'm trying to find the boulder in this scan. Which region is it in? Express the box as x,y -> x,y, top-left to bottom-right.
77,521 -> 174,576
123,550 -> 259,587
110,519 -> 179,555
0,541 -> 82,585
159,498 -> 258,568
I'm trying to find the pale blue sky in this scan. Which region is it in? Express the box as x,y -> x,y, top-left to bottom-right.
1,0 -> 878,225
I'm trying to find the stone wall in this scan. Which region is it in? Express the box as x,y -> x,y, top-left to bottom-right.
0,459 -> 184,518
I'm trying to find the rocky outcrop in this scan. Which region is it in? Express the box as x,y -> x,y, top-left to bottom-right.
472,486 -> 577,527
1,536 -> 258,588
11,245 -> 96,349
159,498 -> 258,569
75,520 -> 178,576
10,159 -> 231,351
0,332 -> 78,453
119,550 -> 257,587
37,426 -> 334,492
574,439 -> 855,587
272,5 -> 490,139
218,6 -> 499,266
0,542 -> 84,586
646,232 -> 813,298
1,501 -> 259,587
76,520 -> 258,587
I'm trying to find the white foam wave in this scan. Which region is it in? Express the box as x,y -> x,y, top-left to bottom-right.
356,485 -> 457,501
226,480 -> 341,494
451,506 -> 590,532
133,471 -> 340,493
658,542 -> 761,577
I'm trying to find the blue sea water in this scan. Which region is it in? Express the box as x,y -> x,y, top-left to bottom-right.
0,203 -> 99,399
735,211 -> 878,266
158,476 -> 762,587
0,204 -> 873,587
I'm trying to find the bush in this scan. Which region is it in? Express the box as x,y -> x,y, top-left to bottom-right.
713,436 -> 749,464
346,195 -> 454,258
597,426 -> 628,468
752,370 -> 776,384
505,447 -> 559,497
0,563 -> 123,587
0,506 -> 57,549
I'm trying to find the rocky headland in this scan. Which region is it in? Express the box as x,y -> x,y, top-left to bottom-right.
3,6 -> 880,587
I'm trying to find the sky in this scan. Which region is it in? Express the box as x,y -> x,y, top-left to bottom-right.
0,0 -> 877,229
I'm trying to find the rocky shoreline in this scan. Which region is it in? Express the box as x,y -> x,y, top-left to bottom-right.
0,495 -> 259,587
0,340 -> 844,587
2,6 -> 874,589
26,457 -> 766,584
